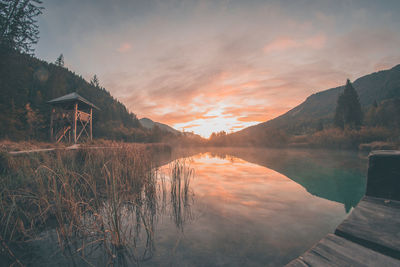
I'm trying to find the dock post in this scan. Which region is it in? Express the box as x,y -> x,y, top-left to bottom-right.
366,150 -> 400,201
73,102 -> 77,144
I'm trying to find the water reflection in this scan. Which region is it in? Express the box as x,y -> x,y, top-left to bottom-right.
30,148 -> 367,266
157,153 -> 347,266
203,147 -> 367,212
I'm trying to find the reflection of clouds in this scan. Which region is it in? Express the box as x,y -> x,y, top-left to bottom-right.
189,152 -> 338,219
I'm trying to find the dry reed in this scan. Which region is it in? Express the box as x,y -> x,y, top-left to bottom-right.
0,144 -> 193,266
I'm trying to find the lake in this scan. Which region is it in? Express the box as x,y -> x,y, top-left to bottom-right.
29,147 -> 368,266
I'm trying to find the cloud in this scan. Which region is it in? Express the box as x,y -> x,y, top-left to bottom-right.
117,42 -> 132,53
263,34 -> 326,54
263,37 -> 299,53
227,106 -> 290,123
116,28 -> 398,137
36,0 -> 400,137
304,34 -> 326,49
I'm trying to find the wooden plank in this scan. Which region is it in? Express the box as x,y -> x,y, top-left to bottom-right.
77,110 -> 90,122
56,126 -> 71,143
335,196 -> 400,259
286,234 -> 399,267
286,258 -> 308,267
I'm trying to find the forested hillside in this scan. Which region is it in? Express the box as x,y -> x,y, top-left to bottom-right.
139,118 -> 179,134
243,64 -> 400,136
0,47 -> 146,141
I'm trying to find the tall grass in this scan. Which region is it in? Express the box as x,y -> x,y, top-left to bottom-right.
0,144 -> 191,266
170,159 -> 195,231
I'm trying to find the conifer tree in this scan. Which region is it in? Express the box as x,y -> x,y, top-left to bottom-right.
90,74 -> 100,87
316,120 -> 324,131
55,53 -> 64,67
334,79 -> 363,129
0,0 -> 44,54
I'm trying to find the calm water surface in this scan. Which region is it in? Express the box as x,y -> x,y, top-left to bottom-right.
32,148 -> 368,266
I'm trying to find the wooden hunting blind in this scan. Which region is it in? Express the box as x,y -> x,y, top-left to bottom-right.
48,92 -> 99,143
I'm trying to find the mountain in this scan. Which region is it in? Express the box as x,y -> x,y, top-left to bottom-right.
139,118 -> 179,134
236,64 -> 400,137
0,47 -> 146,141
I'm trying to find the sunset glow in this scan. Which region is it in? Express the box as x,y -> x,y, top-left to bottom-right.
36,0 -> 400,137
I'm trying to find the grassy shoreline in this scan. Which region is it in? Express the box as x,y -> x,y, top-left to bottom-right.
286,127 -> 400,151
0,142 -> 175,266
0,139 -> 172,152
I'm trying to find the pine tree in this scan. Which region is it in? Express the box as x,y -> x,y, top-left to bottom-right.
90,74 -> 100,87
334,79 -> 363,129
334,94 -> 345,129
55,53 -> 64,67
0,0 -> 44,54
316,120 -> 324,131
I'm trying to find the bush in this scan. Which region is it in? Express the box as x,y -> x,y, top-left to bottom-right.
305,127 -> 396,149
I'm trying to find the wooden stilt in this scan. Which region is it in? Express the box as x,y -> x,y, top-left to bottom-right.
73,102 -> 78,144
50,108 -> 54,142
90,108 -> 93,141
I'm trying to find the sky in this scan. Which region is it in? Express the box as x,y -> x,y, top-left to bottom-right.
36,0 -> 400,137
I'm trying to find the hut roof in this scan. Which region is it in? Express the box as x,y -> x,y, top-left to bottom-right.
48,92 -> 99,110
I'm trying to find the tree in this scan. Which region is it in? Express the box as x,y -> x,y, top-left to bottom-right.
264,128 -> 288,147
209,131 -> 227,146
316,120 -> 324,131
334,79 -> 363,129
90,74 -> 99,87
334,95 -> 345,129
55,53 -> 64,67
25,102 -> 44,138
0,0 -> 44,54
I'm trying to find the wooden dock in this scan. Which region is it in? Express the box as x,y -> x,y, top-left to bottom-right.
287,151 -> 400,266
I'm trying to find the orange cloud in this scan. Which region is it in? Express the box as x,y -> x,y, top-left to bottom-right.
263,37 -> 299,53
304,34 -> 326,49
263,34 -> 326,54
101,24 -> 399,138
38,0 -> 400,138
117,42 -> 132,53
